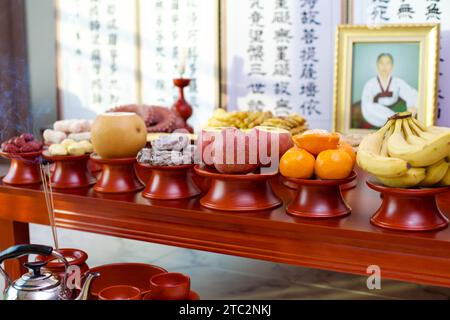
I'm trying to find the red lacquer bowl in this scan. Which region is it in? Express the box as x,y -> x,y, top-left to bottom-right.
138,163 -> 201,200
367,181 -> 450,232
149,272 -> 190,300
87,263 -> 167,299
90,154 -> 144,194
286,171 -> 357,219
194,165 -> 281,211
142,290 -> 200,300
98,285 -> 142,300
0,150 -> 42,185
42,152 -> 96,189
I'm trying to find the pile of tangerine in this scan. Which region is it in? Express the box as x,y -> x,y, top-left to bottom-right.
280,130 -> 356,180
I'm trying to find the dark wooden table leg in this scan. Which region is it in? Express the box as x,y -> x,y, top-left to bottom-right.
0,220 -> 30,280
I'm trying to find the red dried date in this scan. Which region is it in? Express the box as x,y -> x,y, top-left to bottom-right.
13,137 -> 26,147
20,141 -> 42,153
2,133 -> 42,153
3,144 -> 19,153
20,133 -> 34,142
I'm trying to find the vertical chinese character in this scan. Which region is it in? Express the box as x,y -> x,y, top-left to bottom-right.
370,0 -> 391,22
272,0 -> 293,115
397,0 -> 415,20
298,0 -> 321,117
89,0 -> 102,106
247,0 -> 266,111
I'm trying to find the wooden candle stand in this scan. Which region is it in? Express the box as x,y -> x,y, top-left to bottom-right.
42,152 -> 96,189
172,78 -> 193,133
138,163 -> 201,200
367,181 -> 450,232
286,171 -> 357,218
90,154 -> 144,194
0,151 -> 42,185
194,165 -> 281,211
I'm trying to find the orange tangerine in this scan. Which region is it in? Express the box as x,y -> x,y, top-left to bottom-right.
279,147 -> 315,179
338,142 -> 356,166
315,149 -> 353,180
292,129 -> 340,155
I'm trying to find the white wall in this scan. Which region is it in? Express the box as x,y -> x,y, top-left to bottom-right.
25,0 -> 57,133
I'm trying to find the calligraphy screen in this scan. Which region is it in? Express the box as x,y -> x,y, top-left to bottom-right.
56,0 -> 139,119
225,0 -> 343,130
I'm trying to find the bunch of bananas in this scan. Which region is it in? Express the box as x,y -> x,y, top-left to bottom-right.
207,108 -> 308,134
357,112 -> 450,188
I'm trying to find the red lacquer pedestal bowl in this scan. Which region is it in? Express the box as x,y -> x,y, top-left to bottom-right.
42,152 -> 96,189
0,150 -> 42,185
367,181 -> 450,232
286,171 -> 357,219
90,154 -> 144,194
138,163 -> 201,200
194,165 -> 282,211
282,176 -> 358,191
87,159 -> 102,175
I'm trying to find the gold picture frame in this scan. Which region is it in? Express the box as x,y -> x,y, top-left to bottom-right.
333,24 -> 439,134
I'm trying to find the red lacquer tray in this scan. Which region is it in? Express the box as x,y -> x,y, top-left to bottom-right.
367,181 -> 450,232
286,171 -> 357,219
138,163 -> 201,200
194,165 -> 282,211
0,150 -> 42,185
90,154 -> 144,194
42,152 -> 96,189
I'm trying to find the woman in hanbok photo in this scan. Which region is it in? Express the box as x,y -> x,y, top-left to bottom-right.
360,53 -> 418,128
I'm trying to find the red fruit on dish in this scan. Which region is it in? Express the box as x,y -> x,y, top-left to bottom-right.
214,162 -> 258,174
20,141 -> 42,153
13,137 -> 26,147
3,144 -> 19,153
212,127 -> 259,174
197,127 -> 230,166
20,133 -> 34,142
255,126 -> 293,166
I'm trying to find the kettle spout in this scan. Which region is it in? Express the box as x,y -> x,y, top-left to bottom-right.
75,272 -> 100,300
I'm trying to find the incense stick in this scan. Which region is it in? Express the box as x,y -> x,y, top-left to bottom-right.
40,163 -> 59,250
39,164 -> 52,227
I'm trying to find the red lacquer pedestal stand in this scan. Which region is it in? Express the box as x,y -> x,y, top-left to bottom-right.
283,176 -> 358,191
367,181 -> 449,232
138,163 -> 201,200
42,152 -> 96,189
0,151 -> 42,185
286,171 -> 357,218
90,154 -> 144,194
88,159 -> 102,175
194,165 -> 281,211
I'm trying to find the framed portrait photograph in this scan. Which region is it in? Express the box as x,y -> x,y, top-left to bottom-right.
333,24 -> 439,134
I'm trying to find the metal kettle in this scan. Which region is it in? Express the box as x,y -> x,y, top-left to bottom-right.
0,244 -> 99,300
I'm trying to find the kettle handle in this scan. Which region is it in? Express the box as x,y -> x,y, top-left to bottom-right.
0,244 -> 54,293
0,244 -> 53,265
